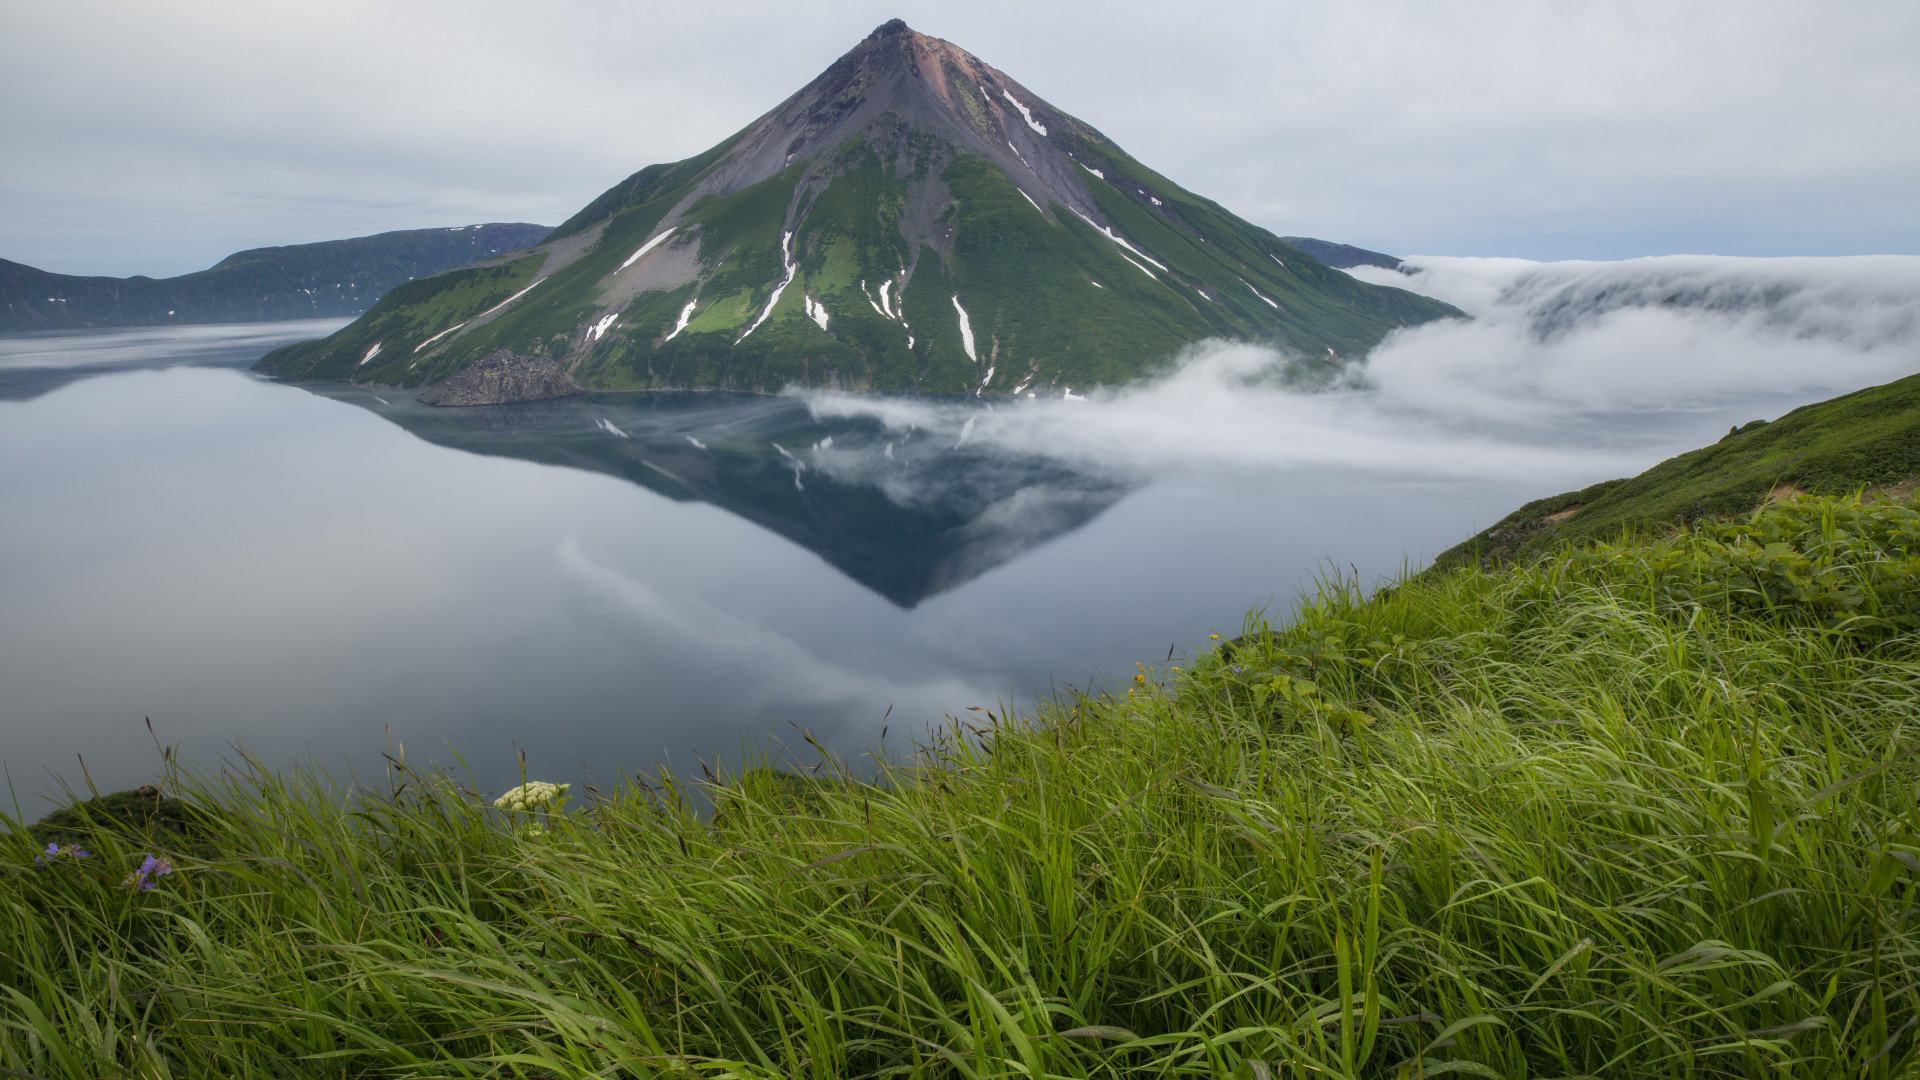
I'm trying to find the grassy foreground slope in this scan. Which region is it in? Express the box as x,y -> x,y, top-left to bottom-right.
1436,371 -> 1920,570
7,496 -> 1920,1076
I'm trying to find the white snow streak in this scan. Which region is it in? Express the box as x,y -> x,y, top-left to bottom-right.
588,312 -> 619,341
1070,209 -> 1169,272
976,364 -> 995,396
951,295 -> 977,361
878,280 -> 895,319
664,298 -> 698,342
1117,251 -> 1159,280
1078,162 -> 1105,180
413,322 -> 466,353
1019,189 -> 1044,214
358,342 -> 382,366
1240,278 -> 1281,309
1089,280 -> 1105,289
619,228 -> 677,270
738,231 -> 796,343
475,278 -> 545,321
1000,89 -> 1047,135
1271,254 -> 1287,269
805,294 -> 830,330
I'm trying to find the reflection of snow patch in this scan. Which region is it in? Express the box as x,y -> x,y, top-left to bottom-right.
884,442 -> 894,459
664,298 -> 698,342
954,415 -> 976,448
358,342 -> 383,366
1062,386 -> 1084,401
413,322 -> 465,353
685,435 -> 707,450
738,231 -> 796,342
597,417 -> 630,438
951,296 -> 977,361
1000,89 -> 1047,135
588,312 -> 619,341
619,228 -> 677,270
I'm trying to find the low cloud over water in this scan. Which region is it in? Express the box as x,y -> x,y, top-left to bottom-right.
803,254 -> 1920,492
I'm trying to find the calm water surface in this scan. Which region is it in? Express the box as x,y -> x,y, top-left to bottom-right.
0,322 -> 1785,811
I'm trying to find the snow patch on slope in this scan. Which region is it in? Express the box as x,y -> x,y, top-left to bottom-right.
952,296 -> 978,362
619,228 -> 677,270
358,342 -> 382,366
1071,210 -> 1169,273
1000,89 -> 1047,136
738,231 -> 796,343
664,298 -> 698,342
475,278 -> 545,321
413,323 -> 465,353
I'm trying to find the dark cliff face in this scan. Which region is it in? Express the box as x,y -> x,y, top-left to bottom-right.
416,350 -> 584,406
0,223 -> 552,332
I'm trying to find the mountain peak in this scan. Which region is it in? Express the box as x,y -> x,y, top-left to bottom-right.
261,24 -> 1459,398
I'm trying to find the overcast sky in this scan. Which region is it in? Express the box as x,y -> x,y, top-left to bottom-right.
4,0 -> 1917,277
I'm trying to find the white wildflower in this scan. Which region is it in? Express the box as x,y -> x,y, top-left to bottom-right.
494,781 -> 570,812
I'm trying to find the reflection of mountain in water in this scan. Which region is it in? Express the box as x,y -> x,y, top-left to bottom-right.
307,388 -> 1129,606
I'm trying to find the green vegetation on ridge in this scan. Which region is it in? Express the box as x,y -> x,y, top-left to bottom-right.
1436,371 -> 1920,570
8,494 -> 1920,1076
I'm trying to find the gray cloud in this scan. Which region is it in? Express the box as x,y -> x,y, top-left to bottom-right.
3,1 -> 1916,276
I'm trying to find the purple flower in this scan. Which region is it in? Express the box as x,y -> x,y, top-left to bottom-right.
33,842 -> 91,863
121,853 -> 174,891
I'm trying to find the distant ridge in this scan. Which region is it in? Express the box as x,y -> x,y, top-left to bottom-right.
0,223 -> 552,331
259,20 -> 1457,397
1279,237 -> 1402,271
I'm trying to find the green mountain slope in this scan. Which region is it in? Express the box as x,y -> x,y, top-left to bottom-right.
1434,372 -> 1920,569
257,20 -> 1457,398
1,223 -> 550,331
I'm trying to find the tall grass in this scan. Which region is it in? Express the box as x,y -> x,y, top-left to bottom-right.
5,496 -> 1920,1077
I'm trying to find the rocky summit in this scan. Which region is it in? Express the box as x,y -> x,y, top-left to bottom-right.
257,20 -> 1459,400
